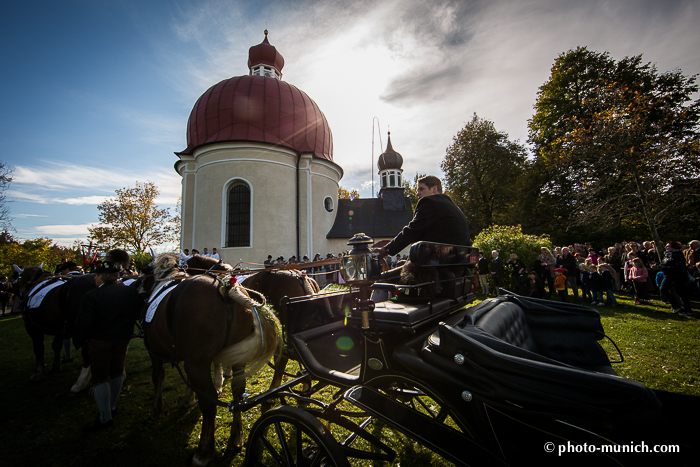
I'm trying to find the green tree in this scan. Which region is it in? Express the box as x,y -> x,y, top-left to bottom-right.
401,172 -> 426,212
442,114 -> 528,236
0,237 -> 80,276
88,181 -> 178,253
472,225 -> 552,290
529,47 -> 700,259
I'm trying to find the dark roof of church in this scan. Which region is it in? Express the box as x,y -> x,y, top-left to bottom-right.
326,197 -> 414,239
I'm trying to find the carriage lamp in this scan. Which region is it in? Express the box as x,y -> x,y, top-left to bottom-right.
340,233 -> 380,284
340,233 -> 380,329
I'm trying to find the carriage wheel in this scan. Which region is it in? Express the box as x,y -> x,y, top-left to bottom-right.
245,405 -> 351,467
373,376 -> 472,436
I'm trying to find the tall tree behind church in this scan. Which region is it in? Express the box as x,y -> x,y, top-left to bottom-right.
441,114 -> 528,235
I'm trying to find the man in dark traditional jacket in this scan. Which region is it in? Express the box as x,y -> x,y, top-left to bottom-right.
74,250 -> 144,432
376,175 -> 470,258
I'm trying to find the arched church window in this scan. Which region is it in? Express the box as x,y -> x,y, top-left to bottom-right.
324,196 -> 334,212
226,180 -> 251,247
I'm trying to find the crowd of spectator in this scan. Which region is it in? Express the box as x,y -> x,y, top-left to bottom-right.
474,240 -> 699,316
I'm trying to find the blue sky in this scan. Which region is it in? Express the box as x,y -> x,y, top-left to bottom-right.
2,0 -> 698,248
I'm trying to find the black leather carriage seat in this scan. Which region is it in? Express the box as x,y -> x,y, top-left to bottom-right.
473,301 -> 539,353
428,296 -> 617,375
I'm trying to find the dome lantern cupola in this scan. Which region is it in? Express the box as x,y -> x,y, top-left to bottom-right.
248,30 -> 284,79
377,132 -> 403,189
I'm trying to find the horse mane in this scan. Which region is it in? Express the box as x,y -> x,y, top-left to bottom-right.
153,253 -> 180,279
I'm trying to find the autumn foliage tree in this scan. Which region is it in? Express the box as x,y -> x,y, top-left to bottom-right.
88,182 -> 179,253
338,187 -> 360,200
529,47 -> 700,256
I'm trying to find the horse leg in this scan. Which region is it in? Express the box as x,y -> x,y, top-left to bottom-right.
227,366 -> 245,453
26,326 -> 46,382
71,345 -> 91,393
182,379 -> 197,408
261,353 -> 288,412
150,356 -> 166,420
49,335 -> 62,373
213,362 -> 224,394
186,359 -> 218,467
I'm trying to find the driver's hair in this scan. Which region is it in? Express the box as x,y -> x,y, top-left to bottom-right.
417,175 -> 443,194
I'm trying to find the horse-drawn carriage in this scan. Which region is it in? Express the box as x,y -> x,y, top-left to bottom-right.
233,234 -> 698,466
14,237 -> 698,466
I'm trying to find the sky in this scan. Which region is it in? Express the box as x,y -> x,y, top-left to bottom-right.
1,0 -> 698,248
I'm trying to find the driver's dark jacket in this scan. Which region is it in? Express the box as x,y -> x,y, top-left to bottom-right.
73,282 -> 143,348
384,194 -> 470,256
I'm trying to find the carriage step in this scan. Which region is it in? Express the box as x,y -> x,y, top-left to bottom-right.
344,385 -> 506,467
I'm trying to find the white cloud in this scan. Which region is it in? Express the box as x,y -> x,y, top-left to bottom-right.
33,223 -> 98,237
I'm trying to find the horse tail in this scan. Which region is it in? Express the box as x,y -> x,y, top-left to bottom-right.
213,305 -> 280,380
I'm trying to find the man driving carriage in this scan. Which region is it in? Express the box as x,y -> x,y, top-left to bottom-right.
375,175 -> 470,259
371,175 -> 470,296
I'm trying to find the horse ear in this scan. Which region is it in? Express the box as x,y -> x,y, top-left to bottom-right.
40,262 -> 45,271
13,264 -> 23,275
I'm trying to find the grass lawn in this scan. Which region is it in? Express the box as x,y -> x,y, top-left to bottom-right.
0,289 -> 697,466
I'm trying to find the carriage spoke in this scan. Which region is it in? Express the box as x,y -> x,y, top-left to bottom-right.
274,421 -> 294,466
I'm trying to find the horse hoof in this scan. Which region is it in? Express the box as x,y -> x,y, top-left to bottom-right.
29,372 -> 46,382
192,452 -> 212,467
225,442 -> 243,455
182,399 -> 197,409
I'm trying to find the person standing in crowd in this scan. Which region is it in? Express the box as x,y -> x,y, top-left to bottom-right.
686,240 -> 700,295
630,258 -> 651,305
264,255 -> 274,268
556,247 -> 579,301
211,248 -> 220,261
579,263 -> 592,303
506,253 -> 527,295
73,252 -> 144,432
589,265 -> 604,306
490,250 -> 504,291
538,247 -> 556,299
177,249 -> 191,267
599,264 -> 618,307
526,271 -> 544,298
477,251 -> 490,296
554,268 -> 567,302
659,241 -> 693,316
0,276 -> 9,316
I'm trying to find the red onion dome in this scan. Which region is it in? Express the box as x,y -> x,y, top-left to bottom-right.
178,76 -> 333,160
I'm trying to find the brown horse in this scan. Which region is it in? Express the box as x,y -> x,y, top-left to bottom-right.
15,265 -> 96,382
143,254 -> 280,466
239,269 -> 338,409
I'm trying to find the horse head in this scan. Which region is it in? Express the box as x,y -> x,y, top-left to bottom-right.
16,265 -> 50,299
185,255 -> 233,275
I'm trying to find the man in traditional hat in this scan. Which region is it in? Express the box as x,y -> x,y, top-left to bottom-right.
73,250 -> 144,432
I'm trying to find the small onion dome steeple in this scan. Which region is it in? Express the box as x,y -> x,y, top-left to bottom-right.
378,132 -> 403,191
248,30 -> 285,79
377,132 -> 403,171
